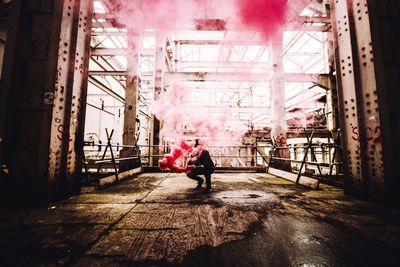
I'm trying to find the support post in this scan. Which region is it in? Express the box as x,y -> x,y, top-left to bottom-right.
120,33 -> 140,171
270,30 -> 291,171
150,36 -> 164,166
367,0 -> 400,205
0,0 -> 94,203
331,0 -> 393,202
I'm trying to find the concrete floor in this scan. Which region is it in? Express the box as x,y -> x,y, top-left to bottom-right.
1,172 -> 399,266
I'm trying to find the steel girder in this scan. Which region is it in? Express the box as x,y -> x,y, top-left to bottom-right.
48,0 -> 94,197
331,0 -> 384,198
66,0 -> 94,182
0,0 -> 93,202
149,39 -> 164,166
163,72 -> 319,83
367,0 -> 400,205
119,33 -> 140,170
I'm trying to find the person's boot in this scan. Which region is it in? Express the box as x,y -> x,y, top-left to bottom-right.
204,174 -> 212,192
204,187 -> 212,193
196,178 -> 204,189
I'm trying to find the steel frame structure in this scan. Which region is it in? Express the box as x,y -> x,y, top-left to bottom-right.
1,0 -> 398,204
88,0 -> 332,149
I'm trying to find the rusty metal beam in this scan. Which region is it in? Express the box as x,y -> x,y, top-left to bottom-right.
1,0 -> 94,202
164,71 -> 319,83
91,48 -> 127,56
89,70 -> 126,75
67,0 -> 94,180
331,0 -> 385,199
91,31 -> 127,36
88,76 -> 125,103
368,0 -> 400,206
48,0 -> 95,196
313,74 -> 335,90
178,61 -> 268,71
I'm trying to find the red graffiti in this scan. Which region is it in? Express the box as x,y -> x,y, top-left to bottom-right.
365,126 -> 381,144
351,126 -> 359,141
351,125 -> 381,144
365,127 -> 374,141
373,126 -> 381,144
57,125 -> 73,149
57,125 -> 64,141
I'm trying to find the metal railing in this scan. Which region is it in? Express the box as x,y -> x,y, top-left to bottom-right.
82,129 -> 140,183
83,129 -> 342,188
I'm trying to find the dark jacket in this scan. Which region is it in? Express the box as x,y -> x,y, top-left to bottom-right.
190,149 -> 215,173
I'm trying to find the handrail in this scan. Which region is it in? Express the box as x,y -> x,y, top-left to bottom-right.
83,128 -> 342,188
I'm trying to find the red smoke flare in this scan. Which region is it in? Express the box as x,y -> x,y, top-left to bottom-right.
158,140 -> 195,173
236,0 -> 288,40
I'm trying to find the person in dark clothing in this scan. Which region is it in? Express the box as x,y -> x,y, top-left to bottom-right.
186,139 -> 215,192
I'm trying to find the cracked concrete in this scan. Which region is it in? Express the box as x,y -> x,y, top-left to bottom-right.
0,172 -> 399,266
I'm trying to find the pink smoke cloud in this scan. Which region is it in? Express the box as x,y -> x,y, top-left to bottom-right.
158,139 -> 195,172
150,81 -> 246,148
106,0 -> 289,41
234,0 -> 288,40
105,0 -> 293,171
104,0 -> 206,34
150,81 -> 249,172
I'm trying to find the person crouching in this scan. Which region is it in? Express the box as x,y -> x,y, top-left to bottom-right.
186,139 -> 215,193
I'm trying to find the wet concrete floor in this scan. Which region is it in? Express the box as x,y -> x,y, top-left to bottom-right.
1,172 -> 400,266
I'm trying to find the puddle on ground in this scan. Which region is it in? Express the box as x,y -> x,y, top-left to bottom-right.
214,190 -> 280,205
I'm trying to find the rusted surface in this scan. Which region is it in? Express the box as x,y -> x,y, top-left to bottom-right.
0,172 -> 399,266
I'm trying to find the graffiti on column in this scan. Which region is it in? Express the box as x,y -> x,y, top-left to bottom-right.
351,125 -> 381,144
56,124 -> 73,150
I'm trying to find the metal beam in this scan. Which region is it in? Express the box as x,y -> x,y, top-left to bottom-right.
176,39 -> 268,46
313,74 -> 335,90
92,10 -> 330,32
89,70 -> 126,76
91,31 -> 127,36
91,48 -> 127,56
164,71 -> 319,83
93,13 -> 114,20
183,106 -> 270,114
178,61 -> 268,70
292,16 -> 331,24
90,56 -> 126,88
164,71 -> 267,82
67,0 -> 94,179
92,21 -> 124,29
88,76 -> 125,103
286,0 -> 314,22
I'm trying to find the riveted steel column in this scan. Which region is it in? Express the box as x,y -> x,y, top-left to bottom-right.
65,0 -> 94,189
0,0 -> 93,203
367,0 -> 400,205
331,0 -> 385,199
48,0 -> 95,197
120,33 -> 139,170
351,0 -> 384,198
331,0 -> 365,195
0,0 -> 66,202
150,37 -> 163,166
270,30 -> 290,170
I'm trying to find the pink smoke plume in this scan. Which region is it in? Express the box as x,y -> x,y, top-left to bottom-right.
106,0 -> 289,41
158,140 -> 196,172
105,0 -> 207,34
150,81 -> 248,172
150,81 -> 246,146
149,80 -> 192,140
234,0 -> 288,41
107,0 -> 292,171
